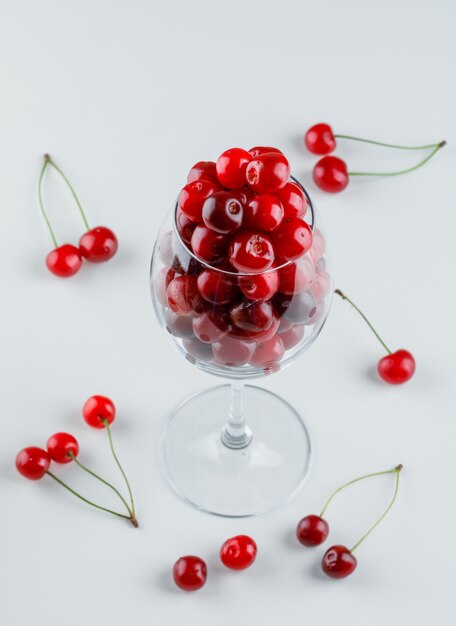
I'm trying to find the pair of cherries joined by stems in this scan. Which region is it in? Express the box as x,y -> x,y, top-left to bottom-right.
296,464 -> 403,578
15,395 -> 137,527
304,123 -> 446,193
38,155 -> 118,277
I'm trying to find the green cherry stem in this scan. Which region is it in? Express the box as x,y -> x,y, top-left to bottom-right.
44,154 -> 91,231
45,470 -> 138,527
38,158 -> 58,248
320,464 -> 401,518
68,452 -> 133,517
334,134 -> 442,151
348,141 -> 446,177
103,419 -> 135,517
350,464 -> 403,553
334,289 -> 392,354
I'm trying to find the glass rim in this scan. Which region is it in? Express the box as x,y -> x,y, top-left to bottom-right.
172,176 -> 316,277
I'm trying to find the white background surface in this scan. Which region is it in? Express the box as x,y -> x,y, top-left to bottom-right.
0,0 -> 455,624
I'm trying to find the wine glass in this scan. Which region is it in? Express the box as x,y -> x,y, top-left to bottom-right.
150,179 -> 332,517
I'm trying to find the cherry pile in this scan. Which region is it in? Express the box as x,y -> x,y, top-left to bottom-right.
38,154 -> 118,277
16,395 -> 137,527
155,147 -> 331,372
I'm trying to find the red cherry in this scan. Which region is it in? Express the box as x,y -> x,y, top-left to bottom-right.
238,268 -> 279,302
202,191 -> 243,234
46,244 -> 82,278
248,146 -> 283,158
16,447 -> 51,480
178,180 -> 220,222
173,555 -> 207,591
216,148 -> 252,189
274,218 -> 313,261
244,194 -> 284,231
47,432 -> 79,464
167,275 -> 203,315
230,300 -> 274,333
187,161 -> 218,184
233,187 -> 256,205
155,267 -> 176,306
246,152 -> 290,193
235,313 -> 280,342
229,231 -> 275,272
197,269 -> 239,305
276,181 -> 308,220
278,255 -> 314,295
176,210 -> 197,245
296,514 -> 329,546
378,349 -> 416,384
305,123 -> 336,155
220,535 -> 257,570
212,336 -> 255,366
313,156 -> 349,193
82,395 -> 116,429
191,224 -> 229,265
249,335 -> 284,368
79,226 -> 118,263
193,311 -> 228,343
280,324 -> 305,349
321,545 -> 357,579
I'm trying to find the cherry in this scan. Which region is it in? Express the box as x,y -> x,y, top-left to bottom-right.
191,224 -> 229,264
202,191 -> 243,234
197,269 -> 239,305
378,349 -> 416,384
173,556 -> 207,591
155,268 -> 176,307
278,255 -> 314,295
47,432 -> 79,464
313,156 -> 349,193
165,310 -> 195,339
229,231 -> 275,272
176,209 -> 197,245
233,187 -> 256,206
237,313 -> 280,342
305,123 -> 336,155
79,226 -> 118,262
244,194 -> 284,231
183,338 -> 214,362
250,335 -> 285,368
187,160 -> 218,184
281,291 -> 318,325
212,336 -> 255,366
193,311 -> 228,343
296,514 -> 329,546
310,270 -> 331,301
280,324 -> 305,349
178,179 -> 220,222
273,218 -> 313,261
16,447 -> 50,480
46,245 -> 82,278
167,275 -> 202,315
322,545 -> 357,579
248,146 -> 283,158
238,268 -> 279,302
158,231 -> 174,266
216,148 -> 252,189
230,300 -> 274,333
220,535 -> 257,570
82,395 -> 116,429
246,152 -> 290,193
275,181 -> 308,220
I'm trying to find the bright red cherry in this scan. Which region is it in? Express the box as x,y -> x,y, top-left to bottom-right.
249,335 -> 284,368
16,447 -> 51,480
378,349 -> 416,384
187,161 -> 218,184
230,300 -> 274,333
279,324 -> 305,349
276,181 -> 308,220
191,224 -> 229,265
273,218 -> 313,261
246,152 -> 290,193
248,146 -> 283,158
220,535 -> 257,570
79,226 -> 118,262
178,180 -> 219,222
296,514 -> 329,546
278,255 -> 314,295
202,191 -> 243,234
216,148 -> 252,189
229,231 -> 275,272
197,269 -> 239,305
313,156 -> 349,193
47,432 -> 79,463
212,336 -> 255,366
321,545 -> 357,579
244,194 -> 284,231
173,556 -> 207,591
46,244 -> 82,277
82,395 -> 116,429
176,209 -> 197,245
238,268 -> 279,302
305,123 -> 336,155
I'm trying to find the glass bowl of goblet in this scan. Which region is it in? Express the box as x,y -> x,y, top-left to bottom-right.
150,180 -> 332,517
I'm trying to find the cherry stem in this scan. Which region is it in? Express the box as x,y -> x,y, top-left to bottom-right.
43,154 -> 91,231
350,464 -> 403,553
38,158 -> 58,248
69,452 -> 133,516
103,419 -> 135,517
334,134 -> 442,151
319,464 -> 401,518
348,141 -> 446,177
45,470 -> 137,526
334,288 -> 392,354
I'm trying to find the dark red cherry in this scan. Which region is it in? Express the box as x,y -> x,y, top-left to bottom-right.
229,300 -> 274,333
187,161 -> 218,184
191,224 -> 229,265
296,514 -> 329,546
276,182 -> 308,220
229,231 -> 275,272
274,218 -> 313,262
246,152 -> 290,193
202,191 -> 243,234
244,194 -> 284,231
321,545 -> 357,579
173,556 -> 207,591
178,179 -> 220,222
167,275 -> 201,315
197,269 -> 239,305
305,123 -> 336,155
216,148 -> 252,189
313,156 -> 349,193
79,226 -> 118,263
176,209 -> 197,245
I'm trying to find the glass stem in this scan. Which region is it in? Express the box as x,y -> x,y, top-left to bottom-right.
221,380 -> 253,449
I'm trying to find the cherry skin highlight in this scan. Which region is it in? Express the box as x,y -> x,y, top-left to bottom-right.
313,156 -> 349,193
79,226 -> 118,262
16,447 -> 51,480
173,556 -> 207,591
296,514 -> 329,546
191,224 -> 229,265
248,146 -> 283,158
47,432 -> 79,463
305,123 -> 336,155
378,349 -> 416,384
46,244 -> 82,277
321,545 -> 357,579
220,535 -> 257,570
82,395 -> 116,429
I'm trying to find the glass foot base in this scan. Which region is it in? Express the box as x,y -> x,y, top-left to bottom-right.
161,385 -> 312,517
